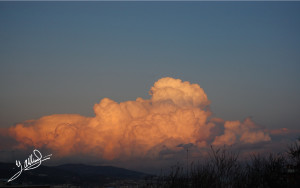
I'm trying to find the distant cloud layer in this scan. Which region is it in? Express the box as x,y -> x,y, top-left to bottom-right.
8,77 -> 271,160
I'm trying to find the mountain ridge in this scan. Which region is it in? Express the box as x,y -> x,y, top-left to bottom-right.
0,162 -> 149,186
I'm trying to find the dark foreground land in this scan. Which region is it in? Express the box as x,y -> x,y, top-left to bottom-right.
1,139 -> 300,188
0,163 -> 147,188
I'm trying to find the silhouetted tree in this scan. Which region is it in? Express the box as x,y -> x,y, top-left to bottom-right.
143,140 -> 300,188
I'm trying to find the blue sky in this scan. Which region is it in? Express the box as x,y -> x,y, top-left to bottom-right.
1,1 -> 300,131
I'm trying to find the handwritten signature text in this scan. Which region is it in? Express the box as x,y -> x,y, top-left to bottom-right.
8,149 -> 52,182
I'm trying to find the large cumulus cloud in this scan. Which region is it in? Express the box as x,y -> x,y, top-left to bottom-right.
8,77 -> 270,160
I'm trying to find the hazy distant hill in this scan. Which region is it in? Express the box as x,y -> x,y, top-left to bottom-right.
56,163 -> 146,178
0,162 -> 148,186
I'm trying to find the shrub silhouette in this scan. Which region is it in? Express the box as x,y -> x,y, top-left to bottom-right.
144,139 -> 300,188
286,137 -> 300,187
245,153 -> 286,188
